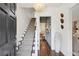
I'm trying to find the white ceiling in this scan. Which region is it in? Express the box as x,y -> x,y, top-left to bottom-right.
17,3 -> 76,8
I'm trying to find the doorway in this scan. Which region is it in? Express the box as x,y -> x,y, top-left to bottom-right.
72,4 -> 79,56
40,16 -> 51,56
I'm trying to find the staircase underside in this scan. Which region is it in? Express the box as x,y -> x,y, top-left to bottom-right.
17,19 -> 35,56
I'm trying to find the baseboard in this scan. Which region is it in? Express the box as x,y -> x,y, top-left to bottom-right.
50,50 -> 64,56
59,51 -> 64,56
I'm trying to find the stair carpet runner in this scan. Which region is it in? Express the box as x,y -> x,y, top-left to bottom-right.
17,19 -> 35,56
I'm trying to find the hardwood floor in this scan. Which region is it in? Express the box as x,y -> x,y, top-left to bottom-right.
40,33 -> 64,56
40,33 -> 51,56
40,39 -> 50,56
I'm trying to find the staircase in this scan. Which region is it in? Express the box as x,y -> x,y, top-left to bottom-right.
17,19 -> 35,56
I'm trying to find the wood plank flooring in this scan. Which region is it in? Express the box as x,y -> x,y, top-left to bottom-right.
40,39 -> 50,56
40,33 -> 64,56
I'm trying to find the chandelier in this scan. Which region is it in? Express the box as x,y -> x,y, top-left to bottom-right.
33,3 -> 46,12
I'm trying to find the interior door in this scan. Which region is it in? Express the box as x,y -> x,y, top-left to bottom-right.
72,20 -> 79,56
0,14 -> 7,46
6,16 -> 16,41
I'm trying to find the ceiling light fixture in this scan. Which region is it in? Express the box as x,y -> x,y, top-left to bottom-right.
33,3 -> 46,12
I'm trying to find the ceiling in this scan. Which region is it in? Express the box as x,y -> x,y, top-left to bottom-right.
17,3 -> 76,8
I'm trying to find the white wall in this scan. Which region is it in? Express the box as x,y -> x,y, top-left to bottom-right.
35,6 -> 72,56
16,4 -> 34,46
59,8 -> 72,56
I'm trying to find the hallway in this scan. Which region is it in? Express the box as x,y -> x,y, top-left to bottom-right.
0,3 -> 78,56
16,3 -> 77,56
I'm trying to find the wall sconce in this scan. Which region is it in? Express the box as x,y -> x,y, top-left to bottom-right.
60,19 -> 64,23
60,13 -> 64,18
60,13 -> 64,30
61,25 -> 64,29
